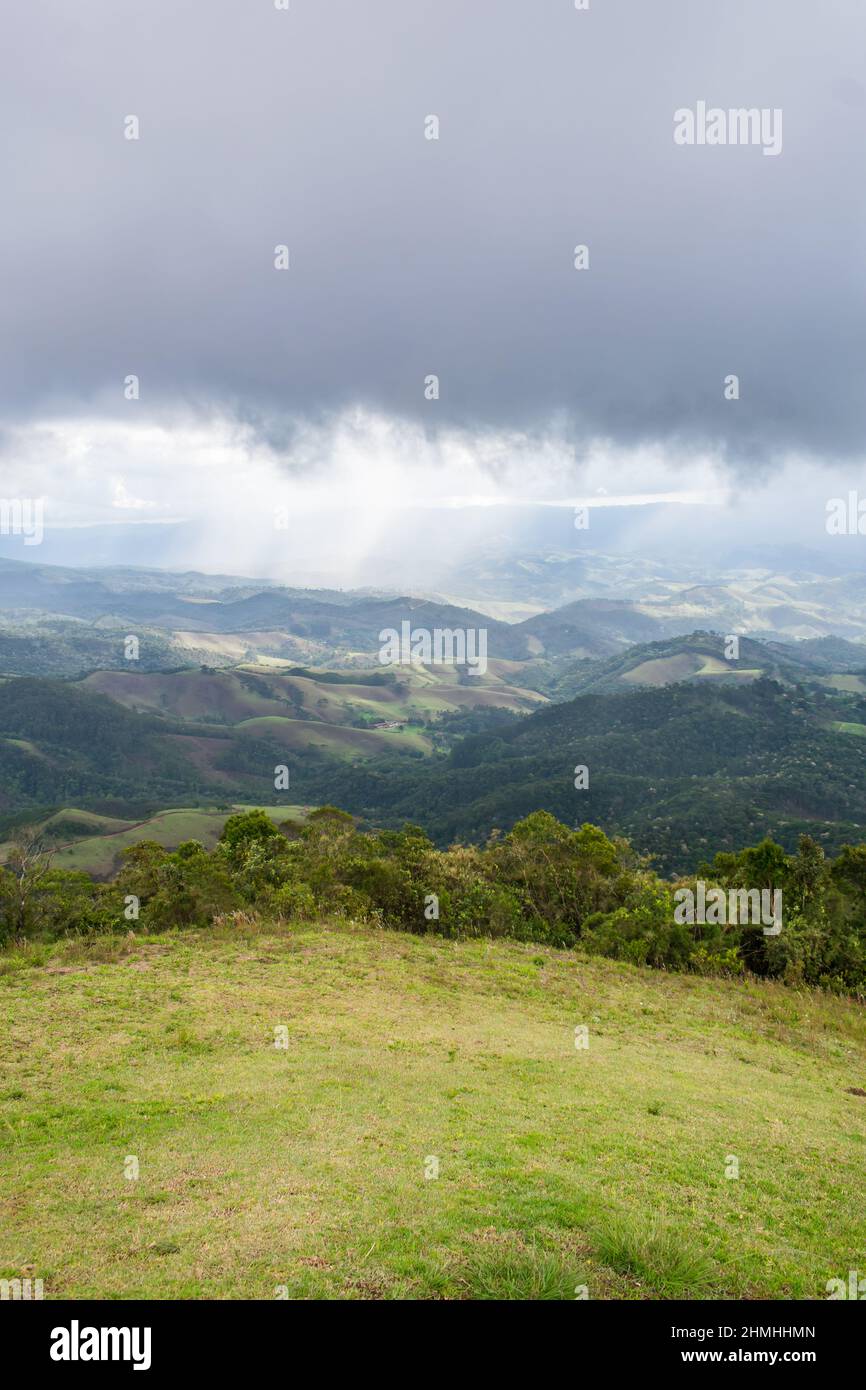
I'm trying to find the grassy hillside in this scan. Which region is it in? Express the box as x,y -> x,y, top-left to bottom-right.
81,662 -> 544,725
5,804 -> 310,879
1,919 -> 864,1299
236,716 -> 432,759
542,631 -> 866,701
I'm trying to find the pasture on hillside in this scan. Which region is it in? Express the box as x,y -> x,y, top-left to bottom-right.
1,920 -> 864,1299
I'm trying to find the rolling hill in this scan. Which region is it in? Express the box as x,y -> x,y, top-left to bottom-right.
80,662 -> 544,725
4,555 -> 866,686
0,658 -> 545,837
541,632 -> 866,701
4,636 -> 866,874
0,672 -> 434,824
283,677 -> 866,872
2,804 -> 309,879
0,558 -> 531,667
6,555 -> 866,881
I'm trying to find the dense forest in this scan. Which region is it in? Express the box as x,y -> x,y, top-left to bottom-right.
285,678 -> 866,871
0,678 -> 208,812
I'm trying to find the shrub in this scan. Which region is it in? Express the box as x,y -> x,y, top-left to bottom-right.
7,807 -> 866,996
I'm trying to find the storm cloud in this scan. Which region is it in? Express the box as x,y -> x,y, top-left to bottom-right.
1,0 -> 865,474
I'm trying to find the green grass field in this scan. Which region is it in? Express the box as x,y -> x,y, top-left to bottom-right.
236,715 -> 432,758
621,654 -> 763,688
820,675 -> 866,695
2,920 -> 865,1300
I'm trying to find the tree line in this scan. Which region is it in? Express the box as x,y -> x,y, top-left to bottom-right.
3,808 -> 866,997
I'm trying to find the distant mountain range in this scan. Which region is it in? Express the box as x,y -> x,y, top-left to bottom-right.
3,552 -> 866,681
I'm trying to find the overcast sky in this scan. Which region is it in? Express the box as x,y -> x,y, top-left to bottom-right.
1,0 -> 864,579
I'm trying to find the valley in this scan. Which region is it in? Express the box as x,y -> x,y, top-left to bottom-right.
1,556 -> 865,876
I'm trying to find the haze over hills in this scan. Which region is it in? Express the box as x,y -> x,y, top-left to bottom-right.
3,550 -> 866,680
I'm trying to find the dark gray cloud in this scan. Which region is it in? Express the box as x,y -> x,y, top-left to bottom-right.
2,0 -> 865,466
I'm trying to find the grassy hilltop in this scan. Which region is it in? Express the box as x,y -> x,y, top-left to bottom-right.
2,918 -> 865,1300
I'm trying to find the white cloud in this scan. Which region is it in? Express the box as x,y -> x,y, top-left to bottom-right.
0,407 -> 859,582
